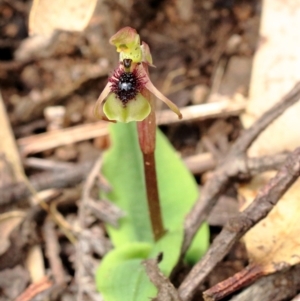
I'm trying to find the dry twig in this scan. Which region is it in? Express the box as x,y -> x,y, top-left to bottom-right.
230,265 -> 300,301
157,98 -> 244,125
0,151 -> 289,208
184,151 -> 288,175
43,217 -> 66,286
76,156 -> 104,301
15,276 -> 53,301
17,100 -> 244,156
143,254 -> 182,301
13,63 -> 108,123
0,160 -> 95,207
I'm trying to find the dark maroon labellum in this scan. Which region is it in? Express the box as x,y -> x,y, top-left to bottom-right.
109,66 -> 146,106
116,72 -> 138,103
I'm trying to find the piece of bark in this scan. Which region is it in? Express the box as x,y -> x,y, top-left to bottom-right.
243,0 -> 300,158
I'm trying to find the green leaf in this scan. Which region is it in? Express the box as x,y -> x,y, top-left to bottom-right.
96,243 -> 155,301
102,122 -> 152,244
102,122 -> 209,255
96,230 -> 183,301
149,228 -> 184,275
98,122 -> 209,300
155,130 -> 209,263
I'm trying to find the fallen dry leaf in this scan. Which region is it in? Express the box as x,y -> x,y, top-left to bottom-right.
25,245 -> 45,283
240,174 -> 300,274
0,211 -> 25,256
0,92 -> 24,182
242,0 -> 300,157
29,0 -> 97,36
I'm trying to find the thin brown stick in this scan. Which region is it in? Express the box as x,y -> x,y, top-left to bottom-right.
0,160 -> 95,206
79,156 -> 103,228
183,152 -> 215,174
43,217 -> 66,286
143,254 -> 182,301
17,121 -> 108,156
0,152 -> 289,208
246,152 -> 288,176
156,99 -> 245,125
76,156 -> 103,301
24,157 -> 75,171
15,276 -> 53,301
86,198 -> 124,227
203,264 -> 265,301
230,265 -> 300,301
17,100 -> 244,157
179,147 -> 300,301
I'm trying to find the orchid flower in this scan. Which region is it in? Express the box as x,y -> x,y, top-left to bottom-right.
94,27 -> 182,123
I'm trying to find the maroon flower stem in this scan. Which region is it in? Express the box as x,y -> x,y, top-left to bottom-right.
142,151 -> 165,241
137,67 -> 166,241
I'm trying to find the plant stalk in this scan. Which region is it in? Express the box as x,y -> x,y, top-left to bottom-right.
142,152 -> 165,241
137,67 -> 166,241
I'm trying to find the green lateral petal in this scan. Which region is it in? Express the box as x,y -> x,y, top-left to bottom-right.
145,80 -> 182,119
103,93 -> 151,123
